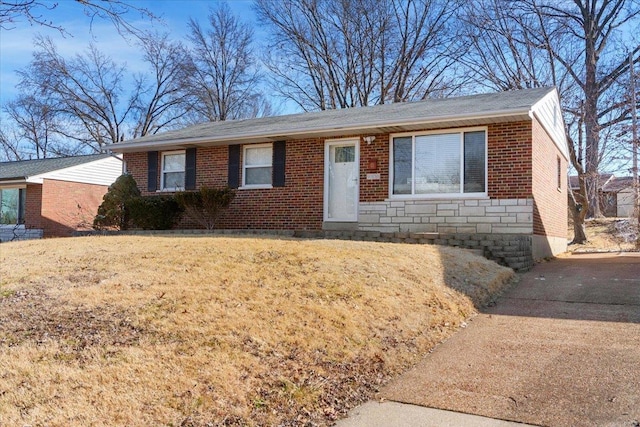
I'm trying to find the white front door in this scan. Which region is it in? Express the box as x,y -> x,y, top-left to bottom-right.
324,139 -> 359,222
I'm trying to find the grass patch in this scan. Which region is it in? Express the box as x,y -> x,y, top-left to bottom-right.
0,235 -> 514,426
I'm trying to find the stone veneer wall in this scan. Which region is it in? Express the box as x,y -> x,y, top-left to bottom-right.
0,226 -> 43,242
357,198 -> 534,235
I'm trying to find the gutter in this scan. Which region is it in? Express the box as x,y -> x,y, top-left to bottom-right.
0,179 -> 27,186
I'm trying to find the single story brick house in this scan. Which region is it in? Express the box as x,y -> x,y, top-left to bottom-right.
112,87 -> 569,263
0,154 -> 122,241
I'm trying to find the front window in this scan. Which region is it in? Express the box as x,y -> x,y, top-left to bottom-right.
161,151 -> 185,190
243,144 -> 273,187
392,129 -> 486,197
0,188 -> 26,225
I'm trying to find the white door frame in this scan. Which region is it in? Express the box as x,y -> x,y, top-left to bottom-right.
324,138 -> 359,222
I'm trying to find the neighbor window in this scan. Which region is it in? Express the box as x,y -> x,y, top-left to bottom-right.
161,151 -> 186,190
392,129 -> 486,196
0,188 -> 26,225
243,144 -> 273,187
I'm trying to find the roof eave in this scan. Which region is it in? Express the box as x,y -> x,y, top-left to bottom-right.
110,108 -> 533,153
0,178 -> 28,185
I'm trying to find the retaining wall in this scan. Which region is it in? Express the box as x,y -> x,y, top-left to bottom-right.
78,228 -> 533,272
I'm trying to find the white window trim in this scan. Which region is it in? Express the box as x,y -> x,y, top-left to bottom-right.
160,150 -> 186,192
241,143 -> 273,189
389,126 -> 488,200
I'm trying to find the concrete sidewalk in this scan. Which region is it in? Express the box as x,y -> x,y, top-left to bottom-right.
337,252 -> 640,427
335,401 -> 536,426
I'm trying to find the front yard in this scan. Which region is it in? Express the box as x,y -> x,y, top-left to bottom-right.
0,235 -> 513,426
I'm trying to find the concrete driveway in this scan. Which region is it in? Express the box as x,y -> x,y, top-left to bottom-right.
339,252 -> 640,427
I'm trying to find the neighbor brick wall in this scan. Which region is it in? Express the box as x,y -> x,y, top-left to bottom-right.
24,183 -> 43,229
37,179 -> 109,237
531,118 -> 567,238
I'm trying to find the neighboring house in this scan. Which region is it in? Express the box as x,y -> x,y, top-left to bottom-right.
602,177 -> 637,218
112,87 -> 569,263
570,174 -> 637,217
0,154 -> 123,241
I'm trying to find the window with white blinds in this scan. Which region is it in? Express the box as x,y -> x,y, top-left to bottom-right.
391,129 -> 487,197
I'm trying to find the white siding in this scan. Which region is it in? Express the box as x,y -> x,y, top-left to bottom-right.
531,90 -> 569,160
617,189 -> 636,217
30,156 -> 123,186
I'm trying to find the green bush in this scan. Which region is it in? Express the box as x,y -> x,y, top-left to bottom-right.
94,174 -> 141,230
128,196 -> 183,230
175,186 -> 235,230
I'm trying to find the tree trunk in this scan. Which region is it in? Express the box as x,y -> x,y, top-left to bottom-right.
568,185 -> 588,244
582,7 -> 602,218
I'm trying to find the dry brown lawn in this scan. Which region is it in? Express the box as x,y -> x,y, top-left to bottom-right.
568,217 -> 639,252
0,235 -> 514,426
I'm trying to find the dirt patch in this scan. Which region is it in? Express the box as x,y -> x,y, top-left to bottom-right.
0,286 -> 145,350
568,217 -> 639,252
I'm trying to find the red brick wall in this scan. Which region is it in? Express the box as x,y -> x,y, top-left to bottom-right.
126,140 -> 326,230
123,121 -> 538,231
24,184 -> 43,229
125,151 -> 150,191
487,121 -> 533,199
359,134 -> 390,202
35,179 -> 109,237
531,118 -> 567,238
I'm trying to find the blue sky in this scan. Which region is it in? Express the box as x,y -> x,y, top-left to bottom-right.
0,0 -> 258,108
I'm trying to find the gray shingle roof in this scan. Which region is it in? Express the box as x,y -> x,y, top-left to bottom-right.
0,154 -> 111,181
602,176 -> 635,193
569,174 -> 615,190
112,87 -> 556,152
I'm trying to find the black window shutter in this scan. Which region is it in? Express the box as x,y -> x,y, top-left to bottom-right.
228,145 -> 240,188
147,151 -> 158,192
185,147 -> 197,190
273,141 -> 286,187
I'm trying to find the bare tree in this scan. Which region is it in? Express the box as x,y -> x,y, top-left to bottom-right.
2,94 -> 58,159
185,3 -> 268,122
133,32 -> 194,137
458,0 -> 561,91
18,36 -> 139,152
0,0 -> 155,37
459,0 -> 640,242
0,126 -> 23,161
255,0 -> 463,111
546,0 -> 640,219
